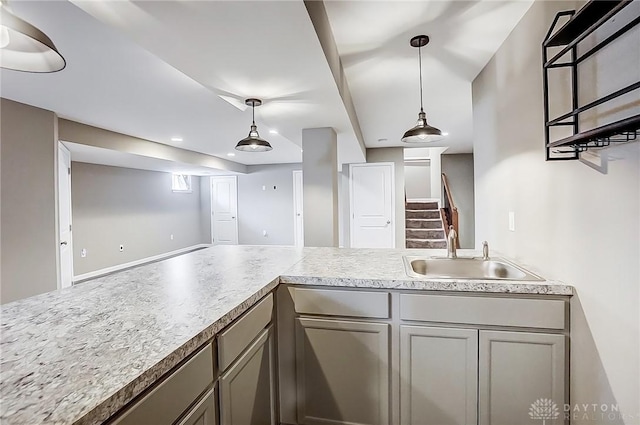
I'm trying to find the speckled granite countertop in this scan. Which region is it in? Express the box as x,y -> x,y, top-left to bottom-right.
282,247 -> 573,296
0,245 -> 573,425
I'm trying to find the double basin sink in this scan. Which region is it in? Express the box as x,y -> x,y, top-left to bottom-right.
403,256 -> 543,281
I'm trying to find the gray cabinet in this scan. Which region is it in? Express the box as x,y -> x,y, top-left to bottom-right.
479,330 -> 566,425
111,343 -> 215,425
400,326 -> 478,425
219,326 -> 276,425
279,286 -> 569,425
295,317 -> 390,425
177,387 -> 217,425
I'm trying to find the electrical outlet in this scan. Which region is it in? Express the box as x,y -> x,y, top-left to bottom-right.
81,248 -> 87,258
170,234 -> 174,240
263,230 -> 268,237
119,244 -> 124,252
508,211 -> 516,232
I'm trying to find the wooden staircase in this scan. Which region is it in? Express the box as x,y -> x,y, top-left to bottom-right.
405,201 -> 446,249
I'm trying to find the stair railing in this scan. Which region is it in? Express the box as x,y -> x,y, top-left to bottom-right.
441,173 -> 460,248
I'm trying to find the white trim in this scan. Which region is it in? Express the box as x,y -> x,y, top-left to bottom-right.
57,142 -> 74,290
73,244 -> 211,283
292,170 -> 303,247
407,197 -> 440,205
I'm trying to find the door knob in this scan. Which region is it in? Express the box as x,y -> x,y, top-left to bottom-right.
232,216 -> 236,219
60,241 -> 68,246
386,220 -> 391,224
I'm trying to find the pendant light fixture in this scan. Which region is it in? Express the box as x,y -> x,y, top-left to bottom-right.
235,98 -> 273,152
401,35 -> 443,143
0,1 -> 66,73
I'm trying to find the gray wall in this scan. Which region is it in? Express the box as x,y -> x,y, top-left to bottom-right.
71,163 -> 207,275
235,164 -> 302,246
302,128 -> 339,247
473,0 -> 639,421
404,162 -> 431,200
366,147 -> 406,249
1,99 -> 59,304
441,154 -> 475,249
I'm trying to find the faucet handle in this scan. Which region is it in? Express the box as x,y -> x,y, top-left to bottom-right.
482,241 -> 489,260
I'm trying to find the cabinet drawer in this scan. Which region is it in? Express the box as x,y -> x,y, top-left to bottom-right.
111,343 -> 214,425
218,293 -> 273,371
400,294 -> 566,330
292,287 -> 390,319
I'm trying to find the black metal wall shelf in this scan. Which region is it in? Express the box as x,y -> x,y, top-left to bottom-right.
542,0 -> 639,161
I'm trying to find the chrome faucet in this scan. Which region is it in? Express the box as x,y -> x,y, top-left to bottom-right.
482,241 -> 490,260
446,225 -> 457,259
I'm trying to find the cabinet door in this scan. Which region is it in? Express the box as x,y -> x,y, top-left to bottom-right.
176,387 -> 217,425
400,326 -> 478,425
479,331 -> 566,425
295,317 -> 390,425
219,326 -> 276,425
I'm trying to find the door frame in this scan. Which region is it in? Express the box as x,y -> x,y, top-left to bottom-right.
57,142 -> 74,289
292,170 -> 303,247
210,176 -> 239,245
348,162 -> 396,249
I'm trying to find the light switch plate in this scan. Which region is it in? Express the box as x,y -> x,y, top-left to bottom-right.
508,211 -> 516,232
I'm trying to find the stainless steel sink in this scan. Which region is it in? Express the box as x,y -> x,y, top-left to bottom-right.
403,256 -> 544,281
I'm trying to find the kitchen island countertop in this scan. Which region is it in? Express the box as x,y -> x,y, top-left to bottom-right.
0,245 -> 572,425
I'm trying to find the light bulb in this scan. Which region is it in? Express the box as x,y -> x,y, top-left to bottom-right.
0,26 -> 10,49
418,134 -> 428,140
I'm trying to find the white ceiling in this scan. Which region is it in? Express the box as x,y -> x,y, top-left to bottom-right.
324,0 -> 533,153
1,0 -> 533,172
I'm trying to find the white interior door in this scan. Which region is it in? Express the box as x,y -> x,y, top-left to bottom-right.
293,170 -> 304,247
211,176 -> 238,245
349,163 -> 395,248
58,143 -> 73,288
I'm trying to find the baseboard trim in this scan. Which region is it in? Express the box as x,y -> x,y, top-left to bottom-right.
73,244 -> 211,284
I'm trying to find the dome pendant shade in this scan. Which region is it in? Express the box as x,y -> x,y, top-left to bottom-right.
235,124 -> 273,152
0,5 -> 66,73
235,98 -> 272,152
402,35 -> 444,144
401,110 -> 443,143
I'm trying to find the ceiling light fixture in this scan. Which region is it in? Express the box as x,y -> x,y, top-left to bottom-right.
227,152 -> 235,157
401,35 -> 443,143
171,137 -> 183,142
235,98 -> 273,152
0,1 -> 66,73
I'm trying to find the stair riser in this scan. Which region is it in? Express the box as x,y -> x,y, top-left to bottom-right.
406,210 -> 440,219
406,202 -> 438,210
406,240 -> 447,249
406,220 -> 442,229
406,229 -> 445,240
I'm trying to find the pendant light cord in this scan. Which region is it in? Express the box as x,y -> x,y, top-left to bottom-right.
418,43 -> 424,112
251,101 -> 256,125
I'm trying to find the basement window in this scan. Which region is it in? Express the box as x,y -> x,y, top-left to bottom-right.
172,174 -> 192,193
